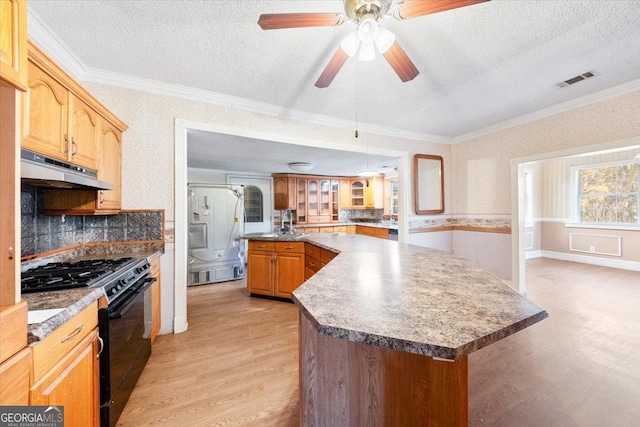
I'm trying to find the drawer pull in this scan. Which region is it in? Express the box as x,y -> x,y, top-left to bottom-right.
61,324 -> 83,343
284,245 -> 293,249
258,244 -> 266,248
309,262 -> 316,267
97,335 -> 104,358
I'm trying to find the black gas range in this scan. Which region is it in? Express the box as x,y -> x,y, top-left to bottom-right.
21,256 -> 155,427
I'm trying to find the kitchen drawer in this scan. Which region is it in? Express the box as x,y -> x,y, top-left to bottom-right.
320,227 -> 334,233
275,242 -> 304,253
320,249 -> 338,264
31,301 -> 98,383
307,215 -> 331,224
249,241 -> 275,252
305,267 -> 315,280
333,226 -> 347,233
302,227 -> 320,233
305,256 -> 322,273
305,243 -> 321,258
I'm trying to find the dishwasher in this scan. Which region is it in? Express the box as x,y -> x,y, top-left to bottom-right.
388,229 -> 398,241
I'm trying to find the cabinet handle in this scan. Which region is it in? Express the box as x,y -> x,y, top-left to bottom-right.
258,244 -> 266,248
99,191 -> 105,205
61,324 -> 83,343
97,335 -> 104,358
64,134 -> 69,155
309,262 -> 316,267
284,245 -> 293,250
8,246 -> 14,261
71,138 -> 78,156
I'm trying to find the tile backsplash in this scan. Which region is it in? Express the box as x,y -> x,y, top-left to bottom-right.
21,185 -> 163,257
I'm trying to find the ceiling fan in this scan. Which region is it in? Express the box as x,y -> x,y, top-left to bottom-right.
258,0 -> 489,88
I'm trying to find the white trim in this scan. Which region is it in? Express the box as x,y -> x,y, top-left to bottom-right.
565,222 -> 640,231
536,218 -> 569,223
524,231 -> 534,250
540,250 -> 640,272
525,250 -> 542,260
452,78 -> 640,143
174,120 -> 189,334
569,233 -> 621,257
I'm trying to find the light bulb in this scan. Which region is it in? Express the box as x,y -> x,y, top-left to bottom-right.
340,30 -> 360,57
358,18 -> 379,44
375,28 -> 395,53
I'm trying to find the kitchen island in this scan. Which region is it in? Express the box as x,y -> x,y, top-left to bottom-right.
244,233 -> 547,426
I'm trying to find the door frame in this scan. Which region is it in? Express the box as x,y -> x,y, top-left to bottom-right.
174,118 -> 408,333
510,135 -> 640,295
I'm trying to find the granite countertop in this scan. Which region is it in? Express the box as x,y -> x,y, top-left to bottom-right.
297,222 -> 398,230
247,233 -> 547,360
23,287 -> 105,343
21,244 -> 164,343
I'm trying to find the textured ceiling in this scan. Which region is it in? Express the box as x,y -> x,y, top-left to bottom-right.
29,0 -> 640,140
187,130 -> 400,177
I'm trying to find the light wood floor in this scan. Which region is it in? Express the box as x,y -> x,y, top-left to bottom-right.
118,259 -> 640,426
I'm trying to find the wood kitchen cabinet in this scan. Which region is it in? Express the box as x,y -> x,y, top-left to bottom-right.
0,347 -> 30,405
342,177 -> 383,209
247,241 -> 305,298
43,119 -> 122,214
304,243 -> 337,280
30,302 -> 100,427
0,0 -> 28,91
149,257 -> 161,343
356,225 -> 389,239
273,175 -> 296,210
22,41 -> 127,215
23,61 -> 98,169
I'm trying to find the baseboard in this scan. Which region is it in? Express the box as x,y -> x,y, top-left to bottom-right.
525,250 -> 542,260
540,250 -> 640,271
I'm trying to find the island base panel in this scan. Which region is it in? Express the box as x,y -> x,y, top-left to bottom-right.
299,311 -> 468,426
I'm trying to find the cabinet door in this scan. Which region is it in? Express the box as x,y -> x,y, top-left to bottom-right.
0,0 -> 27,91
97,120 -> 122,211
247,251 -> 274,295
274,252 -> 305,298
273,176 -> 288,210
331,180 -> 339,222
319,180 -> 331,217
69,94 -> 98,169
22,61 -> 69,160
351,180 -> 365,208
30,330 -> 100,427
339,179 -> 351,209
150,258 -> 161,343
296,179 -> 307,224
308,179 -> 319,216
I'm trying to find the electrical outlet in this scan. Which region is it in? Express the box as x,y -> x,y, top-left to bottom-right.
589,246 -> 596,253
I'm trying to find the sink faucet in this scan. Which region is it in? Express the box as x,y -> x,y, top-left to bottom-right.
281,209 -> 294,234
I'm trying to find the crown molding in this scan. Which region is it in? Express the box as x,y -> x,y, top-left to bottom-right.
451,78 -> 640,144
26,8 -> 451,145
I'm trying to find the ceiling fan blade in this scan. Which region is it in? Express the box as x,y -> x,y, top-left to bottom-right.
382,41 -> 419,82
394,0 -> 490,20
315,48 -> 349,88
258,13 -> 345,30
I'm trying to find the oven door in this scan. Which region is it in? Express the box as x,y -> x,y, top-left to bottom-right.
99,275 -> 155,427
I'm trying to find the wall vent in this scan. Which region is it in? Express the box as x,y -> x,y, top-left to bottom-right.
556,71 -> 596,88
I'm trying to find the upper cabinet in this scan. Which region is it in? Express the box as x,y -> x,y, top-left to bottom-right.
345,177 -> 383,210
22,41 -> 128,215
23,61 -> 98,169
273,175 -> 296,210
0,0 -> 28,91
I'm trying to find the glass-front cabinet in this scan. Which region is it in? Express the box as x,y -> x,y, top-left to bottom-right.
297,179 -> 307,223
320,180 -> 331,217
331,180 -> 339,221
351,180 -> 365,208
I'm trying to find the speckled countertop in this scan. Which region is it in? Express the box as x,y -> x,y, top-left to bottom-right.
297,222 -> 398,230
21,242 -> 164,343
245,233 -> 547,360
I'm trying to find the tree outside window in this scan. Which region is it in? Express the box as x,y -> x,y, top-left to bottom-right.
578,162 -> 639,224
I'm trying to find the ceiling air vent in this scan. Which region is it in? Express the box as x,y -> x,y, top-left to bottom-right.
556,71 -> 596,88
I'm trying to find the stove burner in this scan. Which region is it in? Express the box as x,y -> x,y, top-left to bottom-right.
21,257 -> 135,293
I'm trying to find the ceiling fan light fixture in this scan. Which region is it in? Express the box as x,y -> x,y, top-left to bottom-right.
358,17 -> 379,44
358,42 -> 376,61
341,30 -> 360,57
357,168 -> 380,177
289,162 -> 314,172
375,27 -> 395,53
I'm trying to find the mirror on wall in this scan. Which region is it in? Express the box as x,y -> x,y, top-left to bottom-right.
413,154 -> 444,214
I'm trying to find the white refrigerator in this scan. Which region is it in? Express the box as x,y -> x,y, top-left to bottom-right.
187,184 -> 245,285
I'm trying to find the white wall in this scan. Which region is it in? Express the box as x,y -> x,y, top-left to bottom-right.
407,231 -> 453,253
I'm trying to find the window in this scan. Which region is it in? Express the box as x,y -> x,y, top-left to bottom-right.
575,161 -> 639,225
390,180 -> 399,216
244,185 -> 263,223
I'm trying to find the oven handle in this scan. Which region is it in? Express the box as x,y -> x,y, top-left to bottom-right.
108,276 -> 156,320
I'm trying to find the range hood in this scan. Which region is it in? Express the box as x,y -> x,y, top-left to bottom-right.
21,149 -> 114,191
